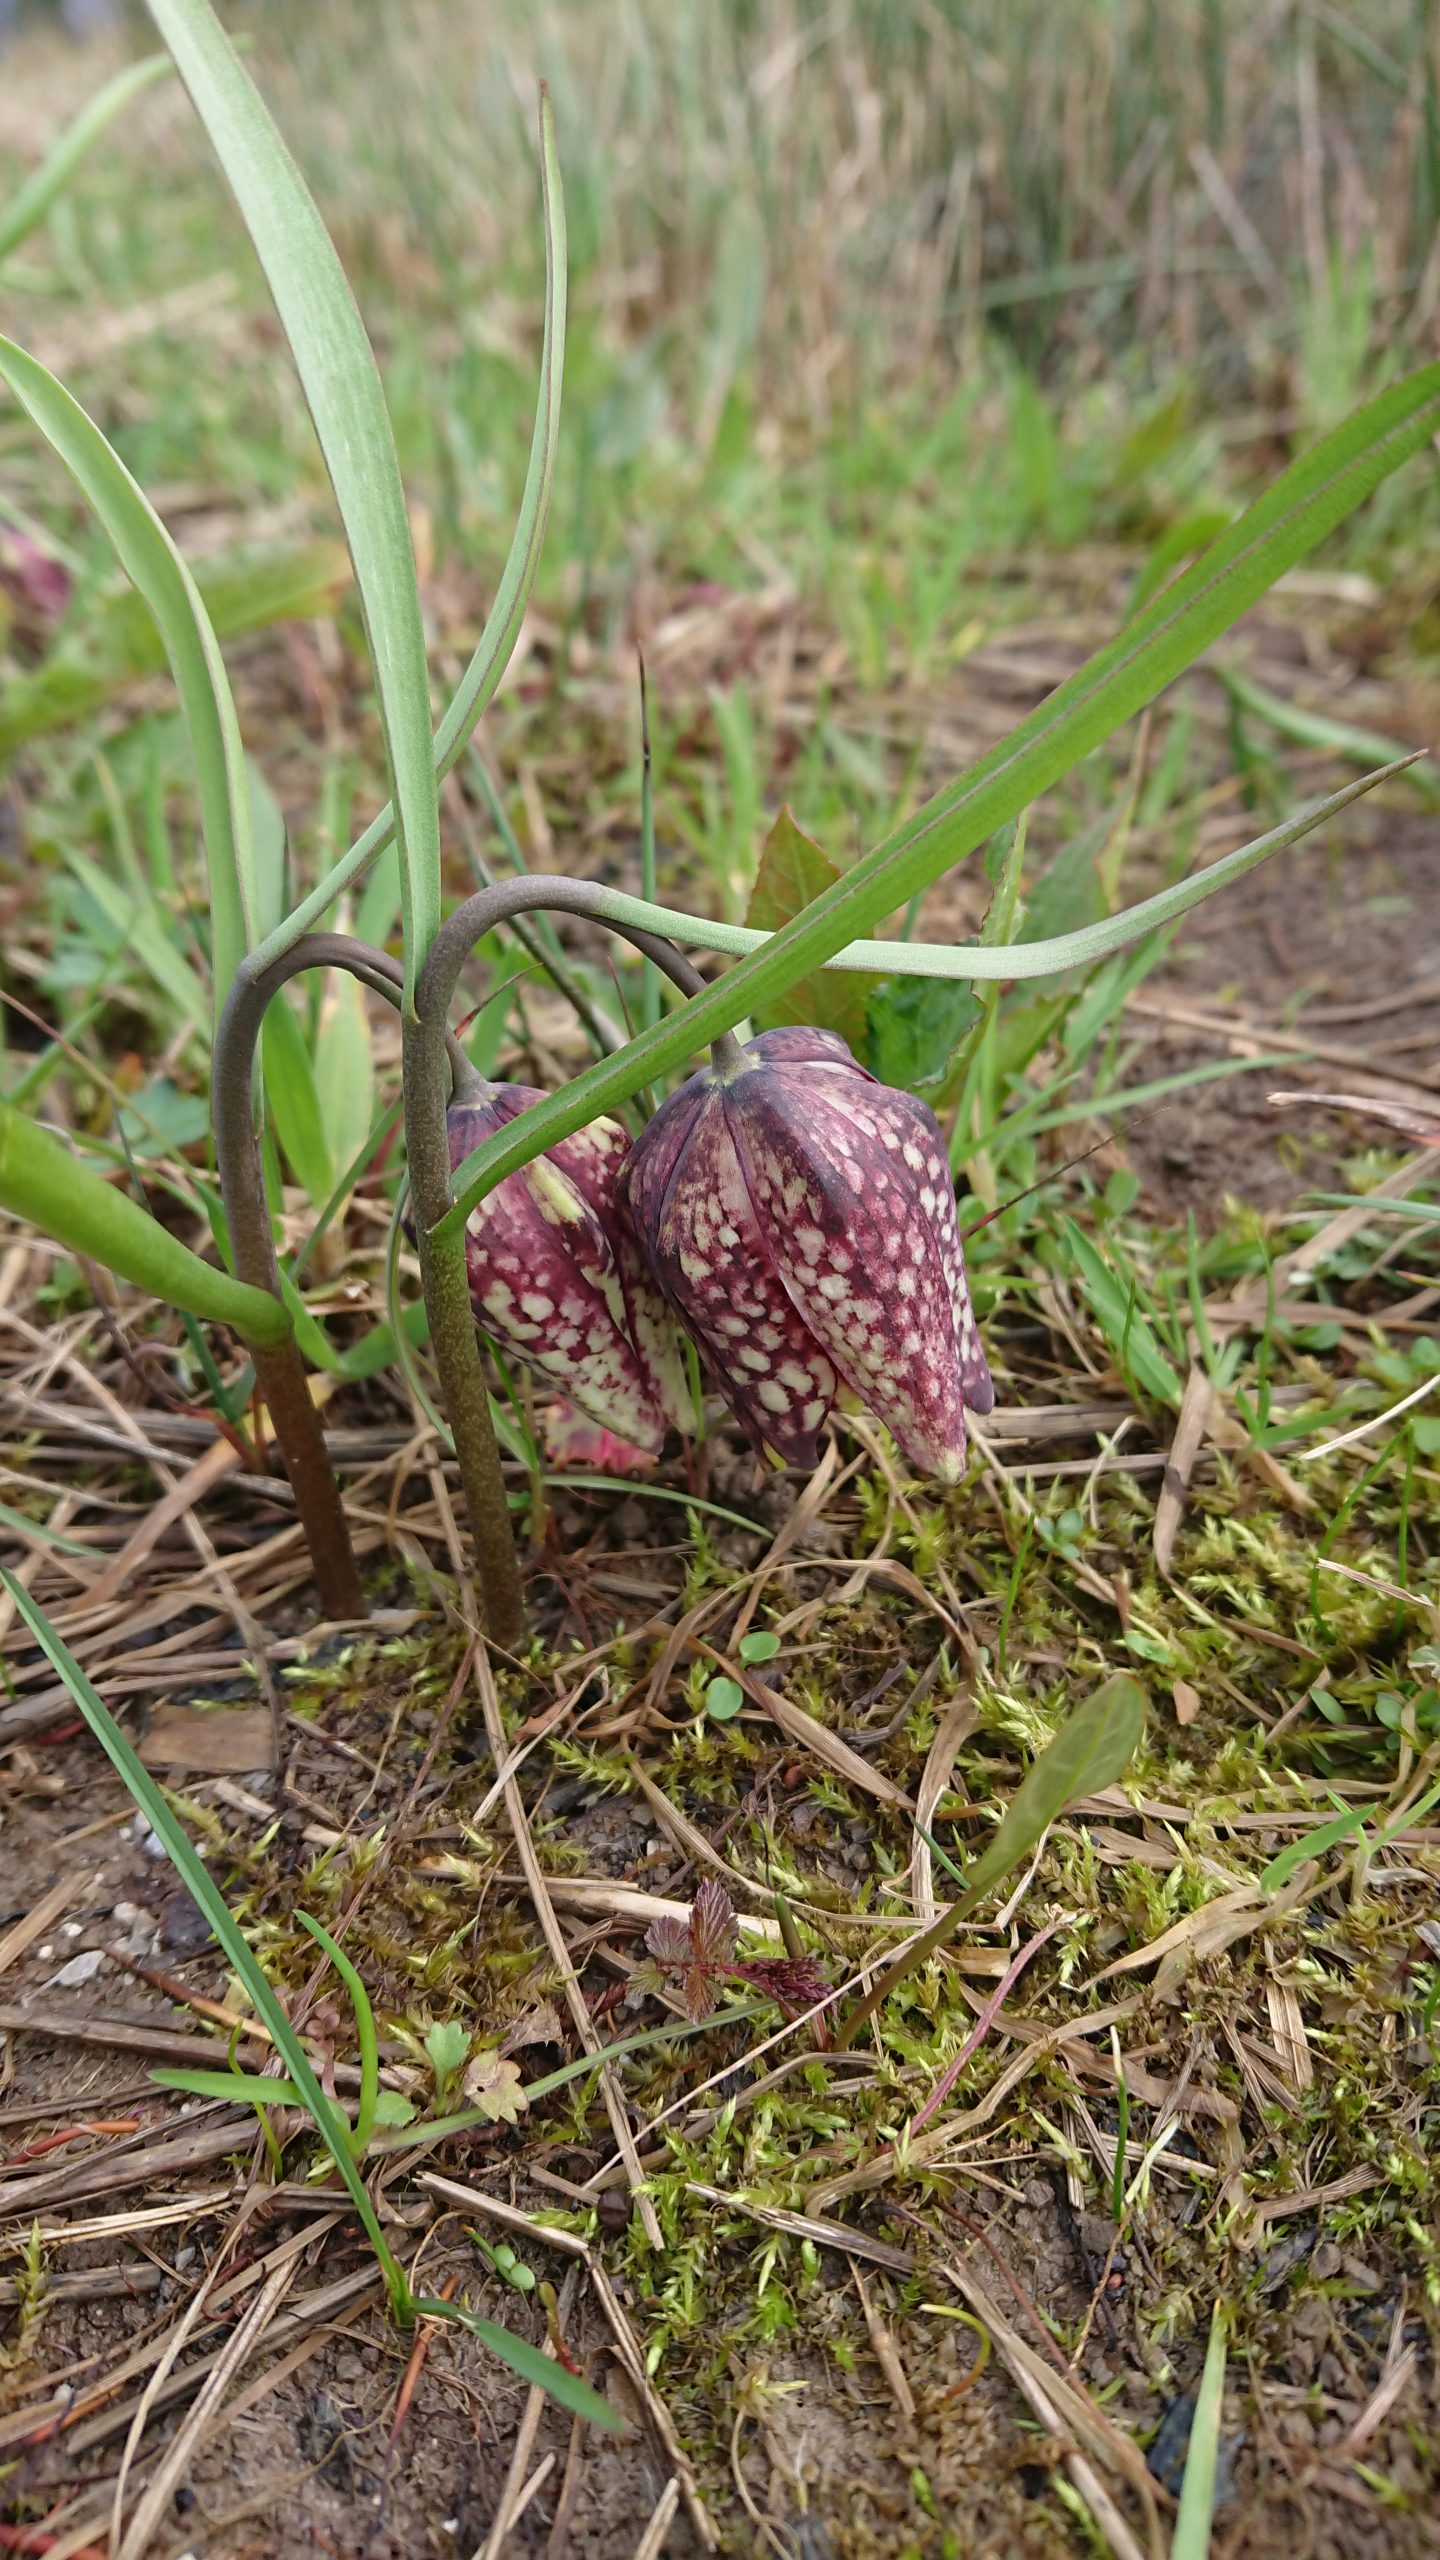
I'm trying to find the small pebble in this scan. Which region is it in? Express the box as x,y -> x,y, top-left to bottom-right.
49,1949 -> 105,1988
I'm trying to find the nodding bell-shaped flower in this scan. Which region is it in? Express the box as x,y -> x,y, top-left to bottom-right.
621,1026 -> 994,1479
446,1084 -> 691,1458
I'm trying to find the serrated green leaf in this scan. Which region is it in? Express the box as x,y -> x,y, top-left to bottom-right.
424,2019 -> 470,2080
864,977 -> 982,1091
371,2089 -> 418,2127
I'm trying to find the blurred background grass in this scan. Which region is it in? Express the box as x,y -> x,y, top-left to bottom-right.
5,0 -> 1437,650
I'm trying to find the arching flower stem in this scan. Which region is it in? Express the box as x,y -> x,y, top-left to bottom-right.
214,881 -> 721,1642
405,875 -> 731,1641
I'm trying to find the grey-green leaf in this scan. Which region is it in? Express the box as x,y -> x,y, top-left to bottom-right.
251,90 -> 568,966
148,0 -> 442,996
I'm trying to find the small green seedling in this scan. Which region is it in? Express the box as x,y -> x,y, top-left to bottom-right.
738,1630 -> 781,1664
467,2228 -> 539,2295
423,2018 -> 472,2111
705,1675 -> 746,1721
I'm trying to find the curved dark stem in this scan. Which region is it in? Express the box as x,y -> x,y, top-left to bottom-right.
418,873 -> 705,1013
213,932 -> 473,1623
403,876 -> 728,1646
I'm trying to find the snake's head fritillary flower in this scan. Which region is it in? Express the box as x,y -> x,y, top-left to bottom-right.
620,1026 -> 993,1478
446,1085 -> 690,1457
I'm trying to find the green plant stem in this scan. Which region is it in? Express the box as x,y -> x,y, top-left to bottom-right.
406,876 -> 726,1642
440,761 -> 1412,1237
400,997 -> 525,1644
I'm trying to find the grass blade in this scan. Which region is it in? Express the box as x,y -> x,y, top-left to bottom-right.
1221,667 -> 1439,804
152,2069 -> 306,2105
249,89 -> 568,967
836,1674 -> 1146,2046
1172,2304 -> 1229,2560
297,1912 -> 379,2153
0,335 -> 257,1023
1,1571 -> 414,2308
147,0 -> 442,997
414,2301 -> 624,2431
1060,1219 -> 1185,1410
0,54 -> 173,265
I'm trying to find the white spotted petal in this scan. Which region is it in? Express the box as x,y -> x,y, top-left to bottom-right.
446,1088 -> 688,1454
622,1076 -> 837,1467
623,1027 -> 994,1476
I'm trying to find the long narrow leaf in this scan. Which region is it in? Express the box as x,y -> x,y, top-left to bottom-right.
297,1912 -> 379,2153
0,1100 -> 290,1347
415,2301 -> 624,2430
0,54 -> 173,264
837,1675 -> 1146,2046
442,357 -> 1440,1230
1171,2305 -> 1229,2560
0,336 -> 257,1020
0,1572 -> 408,2309
148,0 -> 441,998
586,759 -> 1410,981
445,744 -> 1419,1241
248,91 -> 568,969
152,2068 -> 305,2105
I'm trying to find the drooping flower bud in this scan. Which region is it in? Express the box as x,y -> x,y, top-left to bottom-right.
621,1026 -> 994,1479
446,1085 -> 690,1457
